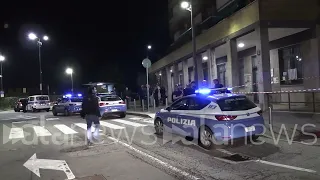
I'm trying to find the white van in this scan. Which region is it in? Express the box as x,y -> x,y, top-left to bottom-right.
26,95 -> 51,112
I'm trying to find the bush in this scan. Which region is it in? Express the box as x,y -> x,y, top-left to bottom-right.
0,97 -> 19,110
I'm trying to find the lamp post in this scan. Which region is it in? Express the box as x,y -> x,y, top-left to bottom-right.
28,33 -> 49,94
66,68 -> 74,94
0,55 -> 5,96
181,1 -> 198,86
147,45 -> 152,58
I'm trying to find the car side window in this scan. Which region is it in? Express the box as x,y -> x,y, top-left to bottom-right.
61,98 -> 69,103
29,97 -> 34,101
188,97 -> 211,110
171,98 -> 188,110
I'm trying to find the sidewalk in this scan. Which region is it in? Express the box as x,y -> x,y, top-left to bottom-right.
127,109 -> 320,144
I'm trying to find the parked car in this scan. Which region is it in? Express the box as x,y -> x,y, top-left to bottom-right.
13,98 -> 28,112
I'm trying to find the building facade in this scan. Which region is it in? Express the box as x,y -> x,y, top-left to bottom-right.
150,0 -> 320,110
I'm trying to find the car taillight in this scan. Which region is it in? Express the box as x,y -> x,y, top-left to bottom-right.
215,115 -> 237,121
99,102 -> 108,106
119,101 -> 125,104
257,110 -> 262,116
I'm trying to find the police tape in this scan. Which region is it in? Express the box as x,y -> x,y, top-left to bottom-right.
232,88 -> 320,94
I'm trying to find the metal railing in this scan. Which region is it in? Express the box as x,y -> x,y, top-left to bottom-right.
245,92 -> 320,113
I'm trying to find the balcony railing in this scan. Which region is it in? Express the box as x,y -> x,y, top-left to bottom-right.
166,0 -> 250,55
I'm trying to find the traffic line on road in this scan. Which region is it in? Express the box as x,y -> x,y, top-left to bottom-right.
46,118 -> 60,121
12,121 -> 27,124
108,136 -> 200,180
54,124 -> 78,135
112,119 -> 147,127
129,117 -> 154,124
256,160 -> 317,173
74,123 -> 102,132
9,128 -> 24,139
33,126 -> 52,137
129,117 -> 143,120
100,121 -> 125,130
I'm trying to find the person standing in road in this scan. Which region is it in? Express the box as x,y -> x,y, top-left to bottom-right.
160,86 -> 166,105
81,86 -> 103,146
124,87 -> 131,109
22,98 -> 28,113
213,79 -> 224,89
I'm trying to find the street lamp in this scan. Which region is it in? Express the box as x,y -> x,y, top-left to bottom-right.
66,68 -> 74,94
28,32 -> 49,94
0,55 -> 5,96
146,44 -> 152,58
181,1 -> 198,86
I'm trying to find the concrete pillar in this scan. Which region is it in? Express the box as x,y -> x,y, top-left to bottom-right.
226,39 -> 239,88
255,27 -> 272,110
166,66 -> 173,103
173,63 -> 179,86
196,55 -> 204,83
182,59 -> 189,87
207,48 -> 216,87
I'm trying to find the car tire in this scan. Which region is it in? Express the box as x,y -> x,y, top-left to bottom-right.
249,135 -> 259,142
198,126 -> 214,150
119,112 -> 126,118
154,118 -> 164,136
46,108 -> 50,112
52,109 -> 57,116
64,109 -> 70,116
14,109 -> 18,112
32,108 -> 36,112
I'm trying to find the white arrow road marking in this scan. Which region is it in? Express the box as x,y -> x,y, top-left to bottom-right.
112,119 -> 147,127
54,124 -> 78,135
9,128 -> 24,139
74,123 -> 102,132
100,121 -> 125,130
23,153 -> 75,179
33,126 -> 52,137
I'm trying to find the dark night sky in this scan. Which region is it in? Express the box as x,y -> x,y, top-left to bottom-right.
0,1 -> 170,93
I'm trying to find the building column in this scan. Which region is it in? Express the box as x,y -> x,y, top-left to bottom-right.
173,63 -> 180,87
196,55 -> 204,83
255,26 -> 272,110
226,39 -> 239,88
166,66 -> 173,103
182,59 -> 189,87
207,48 -> 216,87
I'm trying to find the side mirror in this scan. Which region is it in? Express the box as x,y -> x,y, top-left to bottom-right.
166,106 -> 171,112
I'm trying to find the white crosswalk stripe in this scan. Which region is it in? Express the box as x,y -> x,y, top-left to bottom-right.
74,123 -> 102,132
54,124 -> 78,134
112,119 -> 147,127
9,128 -> 24,139
100,121 -> 125,130
33,126 -> 52,137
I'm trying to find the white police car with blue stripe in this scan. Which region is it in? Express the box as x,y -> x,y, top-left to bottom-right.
154,88 -> 264,150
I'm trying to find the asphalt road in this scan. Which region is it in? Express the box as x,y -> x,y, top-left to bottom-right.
0,110 -> 320,180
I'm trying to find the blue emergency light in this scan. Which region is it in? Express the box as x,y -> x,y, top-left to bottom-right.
63,93 -> 83,98
195,87 -> 232,95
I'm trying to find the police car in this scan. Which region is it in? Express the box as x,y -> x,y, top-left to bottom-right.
154,88 -> 264,150
52,94 -> 83,116
97,94 -> 127,118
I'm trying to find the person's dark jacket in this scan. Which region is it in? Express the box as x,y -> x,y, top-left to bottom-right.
81,95 -> 101,118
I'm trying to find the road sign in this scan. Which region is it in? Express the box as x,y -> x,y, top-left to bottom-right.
24,153 -> 75,179
142,58 -> 151,69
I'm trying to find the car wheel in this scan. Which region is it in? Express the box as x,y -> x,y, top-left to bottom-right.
154,118 -> 164,136
14,109 -> 18,112
32,108 -> 36,112
52,109 -> 57,116
46,108 -> 50,112
119,112 -> 126,118
198,126 -> 214,150
249,135 -> 259,142
64,109 -> 70,116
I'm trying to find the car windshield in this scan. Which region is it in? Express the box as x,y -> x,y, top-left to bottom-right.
36,96 -> 49,101
70,98 -> 83,102
100,96 -> 121,101
216,96 -> 257,111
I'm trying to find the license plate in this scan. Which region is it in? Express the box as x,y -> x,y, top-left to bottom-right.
111,109 -> 118,112
245,126 -> 255,132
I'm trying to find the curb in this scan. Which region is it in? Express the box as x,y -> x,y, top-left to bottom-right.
126,111 -> 154,118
